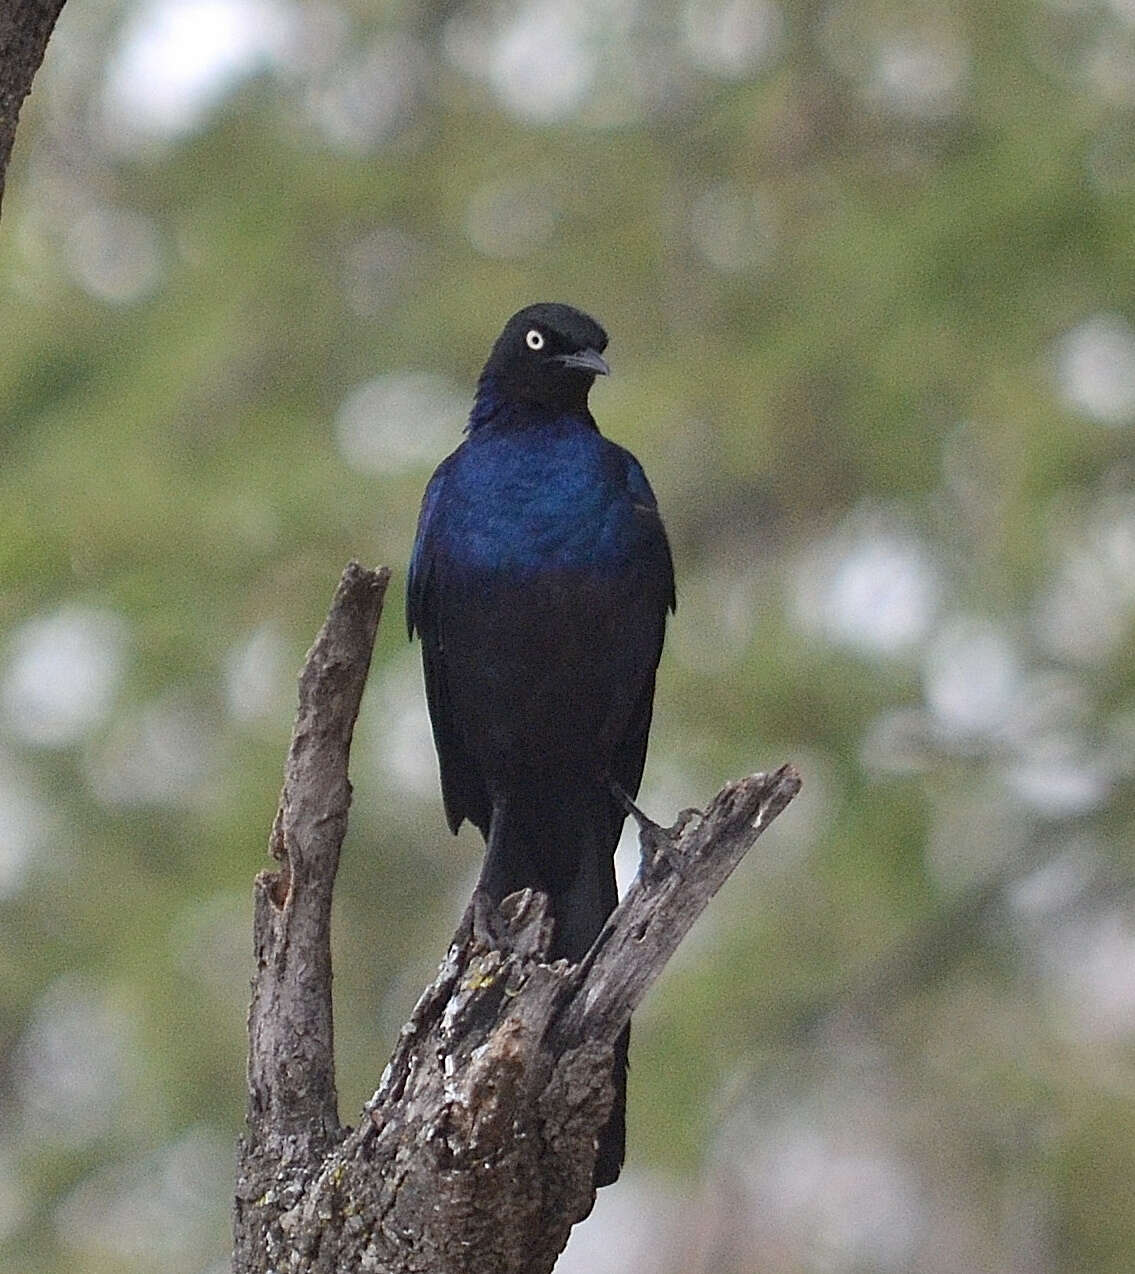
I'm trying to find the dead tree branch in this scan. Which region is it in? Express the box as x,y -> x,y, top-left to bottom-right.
233,560 -> 801,1274
0,0 -> 67,216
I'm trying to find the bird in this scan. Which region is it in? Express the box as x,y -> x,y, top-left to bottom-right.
407,302 -> 674,1186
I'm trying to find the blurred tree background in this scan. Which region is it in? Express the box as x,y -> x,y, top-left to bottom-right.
2,0 -> 1134,1270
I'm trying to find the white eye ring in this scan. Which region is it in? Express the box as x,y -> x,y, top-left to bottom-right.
525,328 -> 545,351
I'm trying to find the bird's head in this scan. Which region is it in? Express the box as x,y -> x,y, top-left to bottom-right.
476,303 -> 609,417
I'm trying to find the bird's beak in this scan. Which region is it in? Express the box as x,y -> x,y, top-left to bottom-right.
555,348 -> 610,376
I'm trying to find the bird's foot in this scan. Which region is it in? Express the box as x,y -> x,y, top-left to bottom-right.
456,887 -> 512,954
639,807 -> 703,882
457,887 -> 555,960
609,778 -> 702,882
498,888 -> 555,960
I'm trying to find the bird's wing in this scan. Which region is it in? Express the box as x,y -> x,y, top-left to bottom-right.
406,468 -> 444,640
607,448 -> 676,802
609,669 -> 656,805
407,468 -> 492,836
623,451 -> 676,613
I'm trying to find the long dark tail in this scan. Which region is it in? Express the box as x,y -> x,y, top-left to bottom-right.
479,782 -> 628,1186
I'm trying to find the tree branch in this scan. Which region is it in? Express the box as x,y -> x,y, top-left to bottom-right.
0,0 -> 67,217
235,561 -> 389,1262
557,768 -> 802,1051
234,561 -> 801,1274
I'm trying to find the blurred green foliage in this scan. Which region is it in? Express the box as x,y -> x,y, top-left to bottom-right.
2,1 -> 1135,1271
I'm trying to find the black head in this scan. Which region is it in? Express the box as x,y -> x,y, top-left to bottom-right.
477,303 -> 609,415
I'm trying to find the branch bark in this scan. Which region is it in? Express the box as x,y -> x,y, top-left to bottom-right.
0,0 -> 67,217
234,560 -> 801,1274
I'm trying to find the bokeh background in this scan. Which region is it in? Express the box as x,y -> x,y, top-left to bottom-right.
2,0 -> 1135,1270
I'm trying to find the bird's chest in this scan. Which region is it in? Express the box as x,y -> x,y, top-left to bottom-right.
444,437 -> 631,577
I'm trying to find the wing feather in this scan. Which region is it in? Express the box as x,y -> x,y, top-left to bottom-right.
407,468 -> 492,836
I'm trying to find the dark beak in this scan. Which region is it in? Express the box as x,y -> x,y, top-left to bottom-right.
555,347 -> 610,376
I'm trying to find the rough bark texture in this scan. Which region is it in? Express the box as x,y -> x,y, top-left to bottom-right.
235,562 -> 389,1271
234,560 -> 801,1274
0,0 -> 66,216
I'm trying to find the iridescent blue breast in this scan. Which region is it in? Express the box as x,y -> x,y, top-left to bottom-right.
440,418 -> 642,577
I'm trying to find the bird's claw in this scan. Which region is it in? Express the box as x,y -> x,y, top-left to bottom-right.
456,887 -> 513,954
638,819 -> 688,882
639,820 -> 682,881
670,806 -> 703,838
646,806 -> 704,877
609,775 -> 703,882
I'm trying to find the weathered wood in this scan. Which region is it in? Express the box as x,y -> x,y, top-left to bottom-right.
234,563 -> 389,1272
233,560 -> 801,1274
557,766 -> 802,1051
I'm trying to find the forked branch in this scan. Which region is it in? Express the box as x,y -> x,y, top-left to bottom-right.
233,561 -> 800,1274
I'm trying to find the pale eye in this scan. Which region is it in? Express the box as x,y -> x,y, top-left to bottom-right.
525,329 -> 545,351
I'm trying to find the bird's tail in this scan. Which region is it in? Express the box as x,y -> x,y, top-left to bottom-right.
480,781 -> 628,1185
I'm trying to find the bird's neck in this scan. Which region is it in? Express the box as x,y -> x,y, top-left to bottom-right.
468,375 -> 596,433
